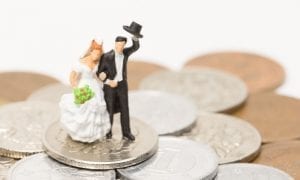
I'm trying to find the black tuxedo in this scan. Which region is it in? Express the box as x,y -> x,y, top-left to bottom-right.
96,38 -> 139,138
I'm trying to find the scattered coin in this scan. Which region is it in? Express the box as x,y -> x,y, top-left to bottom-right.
0,101 -> 59,158
215,163 -> 293,180
127,60 -> 168,90
129,90 -> 197,135
27,83 -> 72,103
118,136 -> 219,180
232,93 -> 300,143
182,113 -> 261,164
7,153 -> 116,180
184,52 -> 285,93
254,140 -> 300,179
0,99 -> 7,106
43,116 -> 158,170
0,72 -> 60,102
0,156 -> 17,180
139,68 -> 248,113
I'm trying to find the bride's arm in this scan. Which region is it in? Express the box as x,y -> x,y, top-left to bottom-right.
69,71 -> 79,88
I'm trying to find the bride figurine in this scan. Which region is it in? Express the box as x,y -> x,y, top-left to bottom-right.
59,39 -> 111,143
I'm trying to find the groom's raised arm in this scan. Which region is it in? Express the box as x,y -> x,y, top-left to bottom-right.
124,37 -> 140,56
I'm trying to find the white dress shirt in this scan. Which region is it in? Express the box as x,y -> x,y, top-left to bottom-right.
114,51 -> 124,82
105,50 -> 124,84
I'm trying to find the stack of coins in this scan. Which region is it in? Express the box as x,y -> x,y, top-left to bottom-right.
0,72 -> 62,179
0,54 -> 298,179
180,52 -> 297,179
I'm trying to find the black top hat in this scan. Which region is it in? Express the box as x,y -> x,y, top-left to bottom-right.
123,21 -> 143,38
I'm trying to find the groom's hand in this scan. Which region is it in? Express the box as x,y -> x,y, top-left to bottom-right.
107,80 -> 118,88
99,72 -> 107,81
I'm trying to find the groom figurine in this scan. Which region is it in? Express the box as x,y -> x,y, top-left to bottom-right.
97,22 -> 143,141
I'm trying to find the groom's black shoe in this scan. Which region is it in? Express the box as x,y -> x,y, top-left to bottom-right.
106,131 -> 112,139
123,133 -> 135,141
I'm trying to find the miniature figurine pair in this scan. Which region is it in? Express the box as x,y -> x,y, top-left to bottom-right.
59,22 -> 143,142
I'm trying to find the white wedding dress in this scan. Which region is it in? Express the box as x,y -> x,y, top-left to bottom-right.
59,62 -> 110,143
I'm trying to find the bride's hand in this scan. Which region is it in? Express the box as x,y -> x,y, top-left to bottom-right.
71,81 -> 78,88
99,72 -> 107,81
69,71 -> 78,88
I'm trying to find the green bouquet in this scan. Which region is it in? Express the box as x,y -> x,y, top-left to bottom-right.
73,85 -> 95,105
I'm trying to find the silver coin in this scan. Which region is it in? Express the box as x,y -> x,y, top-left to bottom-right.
129,90 -> 197,135
7,153 -> 116,180
139,68 -> 248,113
0,156 -> 17,180
43,116 -> 158,170
27,83 -> 72,103
215,163 -> 294,180
182,113 -> 261,164
118,137 -> 219,180
0,101 -> 59,158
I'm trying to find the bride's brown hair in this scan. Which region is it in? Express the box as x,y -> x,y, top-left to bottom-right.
81,39 -> 103,59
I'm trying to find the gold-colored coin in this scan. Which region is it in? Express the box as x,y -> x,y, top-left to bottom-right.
0,98 -> 7,106
184,52 -> 285,94
0,72 -> 60,102
233,93 -> 300,143
254,140 -> 300,179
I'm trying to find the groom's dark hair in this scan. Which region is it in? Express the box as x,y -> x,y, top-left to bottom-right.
115,36 -> 127,43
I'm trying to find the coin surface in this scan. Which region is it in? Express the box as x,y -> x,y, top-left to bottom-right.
184,52 -> 285,93
43,117 -> 158,170
254,140 -> 300,179
182,113 -> 261,164
0,101 -> 59,158
118,137 -> 218,180
232,93 -> 300,143
0,156 -> 17,180
127,60 -> 168,90
215,163 -> 293,180
129,90 -> 197,135
7,153 -> 116,180
0,72 -> 60,102
0,99 -> 7,106
27,83 -> 72,103
139,68 -> 248,113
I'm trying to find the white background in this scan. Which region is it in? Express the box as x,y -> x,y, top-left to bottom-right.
0,0 -> 299,98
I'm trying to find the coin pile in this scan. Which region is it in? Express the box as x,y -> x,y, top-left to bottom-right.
0,55 -> 298,179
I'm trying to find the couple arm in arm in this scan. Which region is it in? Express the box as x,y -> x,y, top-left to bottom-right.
96,37 -> 140,88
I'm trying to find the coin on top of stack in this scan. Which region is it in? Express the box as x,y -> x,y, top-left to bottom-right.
0,72 -> 60,102
0,156 -> 17,180
139,68 -> 248,113
215,163 -> 293,180
43,116 -> 158,170
184,52 -> 285,94
7,153 -> 116,180
129,90 -> 197,135
118,137 -> 219,180
127,60 -> 168,90
232,93 -> 300,143
254,140 -> 300,179
182,112 -> 261,164
0,101 -> 59,158
27,83 -> 72,103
